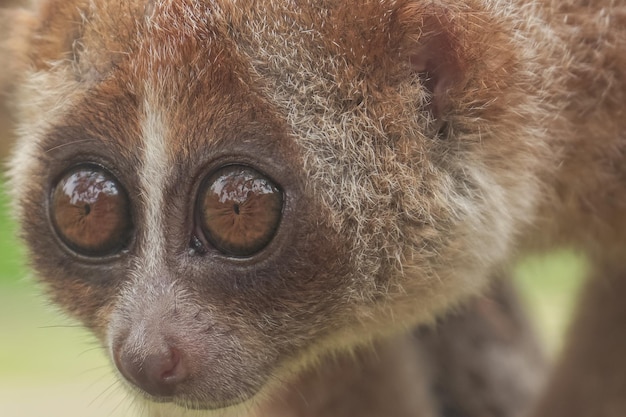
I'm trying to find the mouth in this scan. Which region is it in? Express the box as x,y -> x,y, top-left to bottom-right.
132,392 -> 265,417
121,374 -> 262,412
134,389 -> 256,411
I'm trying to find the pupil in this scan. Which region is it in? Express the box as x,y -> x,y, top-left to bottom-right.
84,204 -> 91,215
233,204 -> 240,215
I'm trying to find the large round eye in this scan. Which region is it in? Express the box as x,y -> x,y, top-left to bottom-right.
199,165 -> 283,257
51,165 -> 132,257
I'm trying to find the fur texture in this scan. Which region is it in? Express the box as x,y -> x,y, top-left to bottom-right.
2,0 -> 626,416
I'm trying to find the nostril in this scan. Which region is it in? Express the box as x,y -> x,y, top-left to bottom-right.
159,348 -> 181,381
114,344 -> 189,398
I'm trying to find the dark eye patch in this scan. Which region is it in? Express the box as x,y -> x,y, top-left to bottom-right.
51,164 -> 132,257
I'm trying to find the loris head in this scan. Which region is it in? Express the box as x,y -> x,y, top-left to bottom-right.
4,0 -> 548,413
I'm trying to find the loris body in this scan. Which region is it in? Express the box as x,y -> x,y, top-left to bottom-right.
2,0 -> 625,416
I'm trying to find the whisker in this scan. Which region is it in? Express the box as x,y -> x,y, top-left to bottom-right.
45,139 -> 96,153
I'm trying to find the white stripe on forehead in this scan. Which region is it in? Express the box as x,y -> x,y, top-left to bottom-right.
138,89 -> 170,274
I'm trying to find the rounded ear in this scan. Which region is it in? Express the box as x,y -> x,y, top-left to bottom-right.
409,14 -> 466,119
395,5 -> 469,120
0,8 -> 36,95
394,2 -> 522,131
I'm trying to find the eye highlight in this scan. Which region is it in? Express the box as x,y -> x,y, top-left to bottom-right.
198,165 -> 283,257
51,165 -> 132,257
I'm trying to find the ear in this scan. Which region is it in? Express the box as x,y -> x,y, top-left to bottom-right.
409,14 -> 466,119
397,6 -> 468,120
396,3 -> 521,127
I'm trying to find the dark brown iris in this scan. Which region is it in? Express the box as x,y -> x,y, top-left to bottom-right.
51,165 -> 131,256
200,165 -> 283,257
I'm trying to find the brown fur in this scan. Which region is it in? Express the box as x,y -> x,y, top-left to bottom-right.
2,0 -> 626,416
0,0 -> 33,159
253,279 -> 544,417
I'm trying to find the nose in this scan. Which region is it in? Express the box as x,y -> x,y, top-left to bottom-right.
114,343 -> 189,397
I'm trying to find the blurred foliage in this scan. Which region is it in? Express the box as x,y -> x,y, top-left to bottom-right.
0,179 -> 24,284
514,251 -> 587,354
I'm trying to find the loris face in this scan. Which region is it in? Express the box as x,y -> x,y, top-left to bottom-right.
7,0 -> 547,413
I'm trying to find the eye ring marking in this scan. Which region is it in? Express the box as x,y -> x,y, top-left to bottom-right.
197,165 -> 283,258
50,164 -> 132,257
